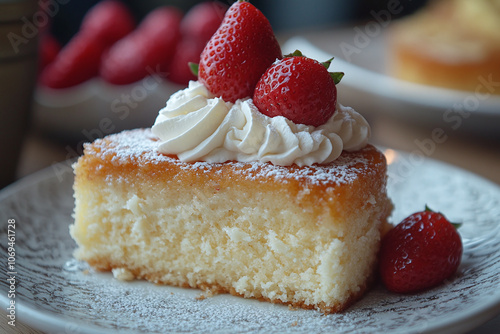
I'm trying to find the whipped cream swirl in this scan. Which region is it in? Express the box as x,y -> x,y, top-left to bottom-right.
152,81 -> 370,166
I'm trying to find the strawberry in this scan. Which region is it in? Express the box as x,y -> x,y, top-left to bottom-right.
180,1 -> 227,44
198,0 -> 282,102
253,51 -> 343,127
100,6 -> 182,85
39,33 -> 107,88
168,1 -> 228,85
379,207 -> 463,294
38,0 -> 135,88
80,0 -> 135,45
130,6 -> 182,74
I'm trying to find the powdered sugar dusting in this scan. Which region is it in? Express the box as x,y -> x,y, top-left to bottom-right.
85,128 -> 379,186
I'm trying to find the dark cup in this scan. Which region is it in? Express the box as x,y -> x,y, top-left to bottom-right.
0,0 -> 39,188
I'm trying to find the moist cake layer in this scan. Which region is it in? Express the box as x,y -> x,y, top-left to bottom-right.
71,128 -> 392,313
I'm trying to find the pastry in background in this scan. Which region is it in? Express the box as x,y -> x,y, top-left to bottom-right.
389,0 -> 500,94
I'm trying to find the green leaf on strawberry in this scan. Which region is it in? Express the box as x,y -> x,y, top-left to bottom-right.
189,62 -> 199,77
286,50 -> 344,85
330,72 -> 344,85
425,204 -> 462,229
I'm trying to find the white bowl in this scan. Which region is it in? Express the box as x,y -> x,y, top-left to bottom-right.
33,76 -> 184,141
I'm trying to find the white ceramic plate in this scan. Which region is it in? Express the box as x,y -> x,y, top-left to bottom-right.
282,31 -> 500,138
33,77 -> 184,141
1,151 -> 500,334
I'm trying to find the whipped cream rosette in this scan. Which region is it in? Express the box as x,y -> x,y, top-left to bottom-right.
152,81 -> 370,166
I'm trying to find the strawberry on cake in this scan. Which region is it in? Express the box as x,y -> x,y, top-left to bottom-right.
70,1 -> 392,314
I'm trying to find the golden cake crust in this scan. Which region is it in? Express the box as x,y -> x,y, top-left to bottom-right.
77,128 -> 389,222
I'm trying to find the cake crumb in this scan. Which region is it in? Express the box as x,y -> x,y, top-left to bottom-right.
196,288 -> 216,300
291,320 -> 298,326
112,268 -> 135,281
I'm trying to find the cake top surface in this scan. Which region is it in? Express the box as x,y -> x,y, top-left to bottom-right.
84,128 -> 384,187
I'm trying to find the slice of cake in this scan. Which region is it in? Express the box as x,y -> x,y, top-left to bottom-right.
71,128 -> 391,313
70,1 -> 392,313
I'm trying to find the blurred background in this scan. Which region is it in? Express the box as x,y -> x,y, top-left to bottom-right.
47,0 -> 427,44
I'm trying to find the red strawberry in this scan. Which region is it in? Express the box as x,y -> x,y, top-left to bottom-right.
198,1 -> 282,103
168,39 -> 204,85
39,34 -> 107,88
379,207 -> 463,294
253,52 -> 343,127
168,1 -> 228,85
139,7 -> 182,73
180,1 -> 227,43
39,0 -> 135,88
38,33 -> 61,72
80,0 -> 135,45
100,6 -> 182,85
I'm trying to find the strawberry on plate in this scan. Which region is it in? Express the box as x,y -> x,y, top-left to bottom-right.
253,51 -> 344,127
198,0 -> 282,102
379,206 -> 463,294
100,6 -> 182,85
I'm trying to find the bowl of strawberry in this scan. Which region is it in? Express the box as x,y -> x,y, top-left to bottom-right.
34,0 -> 227,140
